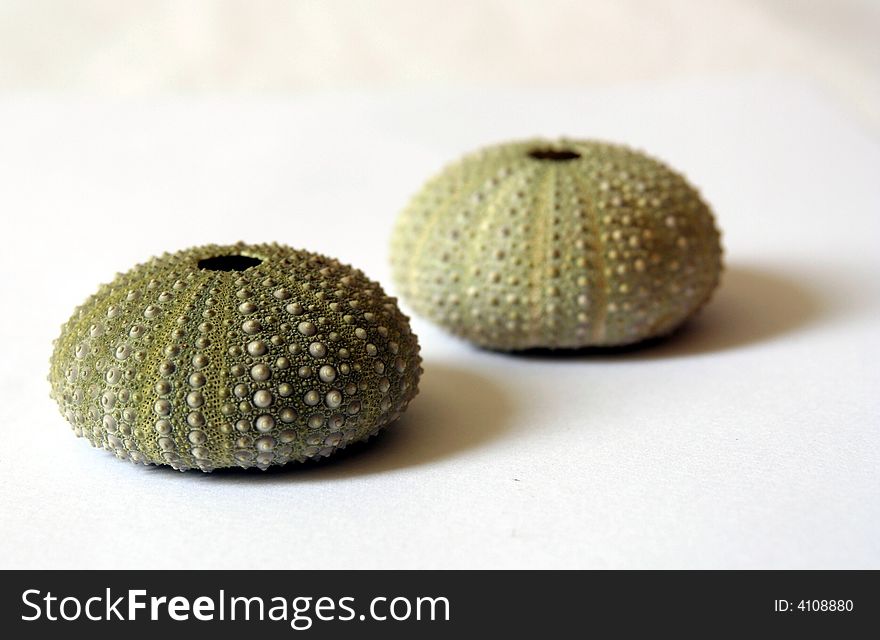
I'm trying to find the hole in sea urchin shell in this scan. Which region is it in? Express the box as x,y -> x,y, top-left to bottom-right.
527,148 -> 581,162
198,255 -> 262,272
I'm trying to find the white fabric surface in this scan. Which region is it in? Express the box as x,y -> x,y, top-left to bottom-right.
0,75 -> 877,568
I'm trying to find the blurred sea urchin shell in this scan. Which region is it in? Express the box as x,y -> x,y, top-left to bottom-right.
391,139 -> 722,350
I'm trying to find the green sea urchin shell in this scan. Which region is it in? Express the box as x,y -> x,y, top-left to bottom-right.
49,242 -> 421,472
391,138 -> 722,350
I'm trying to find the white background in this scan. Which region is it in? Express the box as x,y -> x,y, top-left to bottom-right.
1,1 -> 879,132
0,2 -> 878,569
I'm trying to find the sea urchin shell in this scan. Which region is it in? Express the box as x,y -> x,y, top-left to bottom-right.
391,138 -> 722,350
49,242 -> 421,471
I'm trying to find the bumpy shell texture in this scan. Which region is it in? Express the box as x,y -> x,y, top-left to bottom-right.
49,243 -> 421,472
391,138 -> 722,350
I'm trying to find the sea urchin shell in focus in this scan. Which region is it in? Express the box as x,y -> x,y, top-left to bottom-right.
391,138 -> 722,350
49,242 -> 421,471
